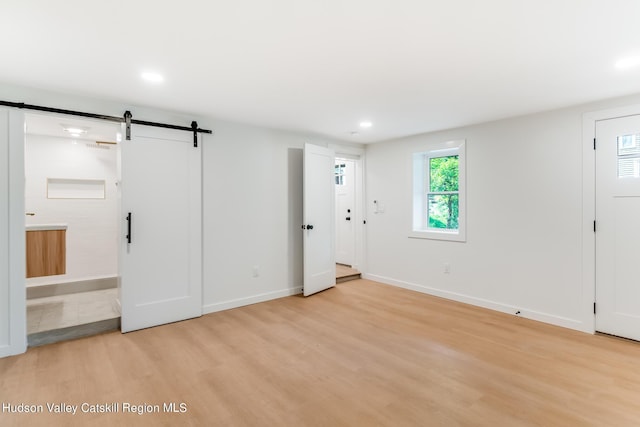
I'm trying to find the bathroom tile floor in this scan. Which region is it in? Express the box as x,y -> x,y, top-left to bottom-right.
27,288 -> 120,334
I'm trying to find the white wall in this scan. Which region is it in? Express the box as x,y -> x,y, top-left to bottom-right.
24,135 -> 118,286
201,122 -> 341,311
364,93 -> 640,332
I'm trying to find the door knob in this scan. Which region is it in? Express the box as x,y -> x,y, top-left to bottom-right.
302,224 -> 314,230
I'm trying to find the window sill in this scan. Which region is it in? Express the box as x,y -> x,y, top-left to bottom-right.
408,229 -> 466,242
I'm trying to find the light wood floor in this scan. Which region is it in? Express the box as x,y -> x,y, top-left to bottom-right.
336,263 -> 359,278
336,264 -> 360,283
3,279 -> 640,426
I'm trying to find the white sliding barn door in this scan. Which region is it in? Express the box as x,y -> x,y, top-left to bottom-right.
303,143 -> 336,296
120,125 -> 202,332
595,114 -> 640,340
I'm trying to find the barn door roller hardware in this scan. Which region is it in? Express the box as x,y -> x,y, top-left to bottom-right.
123,111 -> 208,147
0,100 -> 212,147
124,110 -> 132,141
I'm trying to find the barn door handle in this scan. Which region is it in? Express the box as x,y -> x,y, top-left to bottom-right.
126,212 -> 132,244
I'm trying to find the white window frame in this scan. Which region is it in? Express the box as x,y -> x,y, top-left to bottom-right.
410,139 -> 466,242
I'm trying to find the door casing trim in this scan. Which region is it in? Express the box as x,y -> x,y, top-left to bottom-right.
583,104 -> 640,334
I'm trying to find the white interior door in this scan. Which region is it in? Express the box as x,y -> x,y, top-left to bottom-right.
303,143 -> 336,296
120,125 -> 202,332
595,114 -> 640,340
335,159 -> 355,265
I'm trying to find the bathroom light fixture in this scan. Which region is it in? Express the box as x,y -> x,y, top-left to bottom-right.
62,126 -> 88,137
141,71 -> 164,83
360,121 -> 373,128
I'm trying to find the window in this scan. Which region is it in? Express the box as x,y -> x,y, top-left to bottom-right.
411,140 -> 466,241
617,133 -> 640,178
335,163 -> 346,185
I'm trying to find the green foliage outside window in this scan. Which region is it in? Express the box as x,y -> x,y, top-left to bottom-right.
428,155 -> 459,230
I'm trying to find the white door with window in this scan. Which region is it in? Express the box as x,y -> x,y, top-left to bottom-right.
120,125 -> 202,332
335,159 -> 355,266
595,114 -> 640,340
303,143 -> 336,296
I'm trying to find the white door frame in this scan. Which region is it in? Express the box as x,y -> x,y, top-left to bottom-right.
3,109 -> 26,358
582,103 -> 640,335
330,144 -> 366,274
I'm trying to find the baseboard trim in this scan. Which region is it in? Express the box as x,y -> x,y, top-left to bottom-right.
363,273 -> 588,333
27,276 -> 117,299
203,286 -> 303,315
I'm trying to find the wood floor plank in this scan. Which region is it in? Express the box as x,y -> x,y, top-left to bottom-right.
2,279 -> 640,426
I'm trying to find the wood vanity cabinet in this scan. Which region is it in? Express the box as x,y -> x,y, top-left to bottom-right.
26,229 -> 66,278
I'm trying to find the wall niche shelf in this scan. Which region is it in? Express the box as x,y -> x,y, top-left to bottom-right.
47,178 -> 105,199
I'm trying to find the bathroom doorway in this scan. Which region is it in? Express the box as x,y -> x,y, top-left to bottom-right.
24,113 -> 121,345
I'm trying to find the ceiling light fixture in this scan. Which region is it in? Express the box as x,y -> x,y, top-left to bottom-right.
615,56 -> 640,70
360,121 -> 373,128
62,126 -> 88,137
141,71 -> 164,83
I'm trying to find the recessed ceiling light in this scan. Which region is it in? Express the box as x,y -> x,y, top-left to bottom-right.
615,56 -> 640,70
141,71 -> 164,83
360,121 -> 372,128
62,126 -> 88,137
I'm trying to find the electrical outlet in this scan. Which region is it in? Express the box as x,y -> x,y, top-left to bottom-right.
252,265 -> 259,278
444,263 -> 450,274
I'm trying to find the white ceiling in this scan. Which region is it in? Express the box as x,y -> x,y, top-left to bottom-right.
2,0 -> 640,143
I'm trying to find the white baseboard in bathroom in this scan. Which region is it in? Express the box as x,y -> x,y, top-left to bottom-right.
27,276 -> 118,300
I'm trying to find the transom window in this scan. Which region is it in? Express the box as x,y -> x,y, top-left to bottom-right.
411,140 -> 466,242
